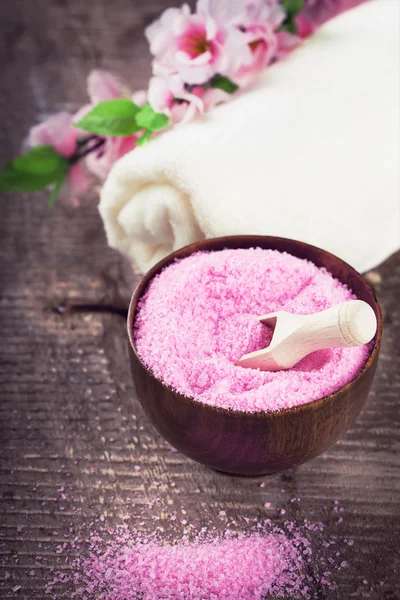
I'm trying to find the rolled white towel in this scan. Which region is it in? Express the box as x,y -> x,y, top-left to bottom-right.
99,0 -> 400,273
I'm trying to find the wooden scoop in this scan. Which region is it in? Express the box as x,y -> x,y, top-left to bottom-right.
235,300 -> 377,372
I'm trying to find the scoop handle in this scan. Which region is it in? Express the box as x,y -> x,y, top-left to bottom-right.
296,300 -> 377,353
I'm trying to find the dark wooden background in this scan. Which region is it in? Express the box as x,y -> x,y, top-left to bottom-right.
0,1 -> 399,598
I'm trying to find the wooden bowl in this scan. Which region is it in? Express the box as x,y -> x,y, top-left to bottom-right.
127,236 -> 382,476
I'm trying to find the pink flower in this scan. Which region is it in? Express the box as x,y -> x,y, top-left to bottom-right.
76,70 -> 141,180
86,69 -> 121,103
148,74 -> 204,124
29,112 -> 77,158
202,87 -> 231,110
245,0 -> 285,30
85,136 -> 138,180
146,0 -> 251,85
294,15 -> 317,38
73,70 -> 122,125
276,30 -> 302,59
226,1 -> 285,87
28,112 -> 87,195
132,89 -> 148,107
233,22 -> 277,87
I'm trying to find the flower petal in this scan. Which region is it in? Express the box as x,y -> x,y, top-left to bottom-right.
28,112 -> 77,158
203,0 -> 246,25
87,70 -> 121,104
67,163 -> 89,196
86,136 -> 137,180
276,30 -> 301,58
203,87 -> 231,110
177,61 -> 216,85
148,76 -> 174,113
175,49 -> 213,66
132,89 -> 148,107
146,7 -> 185,56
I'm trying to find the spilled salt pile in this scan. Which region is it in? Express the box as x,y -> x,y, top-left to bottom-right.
134,248 -> 371,412
77,529 -> 309,599
36,495 -> 349,599
27,502 -> 353,599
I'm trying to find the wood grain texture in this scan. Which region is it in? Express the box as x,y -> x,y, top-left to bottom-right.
0,1 -> 399,598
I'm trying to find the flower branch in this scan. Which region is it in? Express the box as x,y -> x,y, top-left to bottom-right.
70,136 -> 106,164
0,0 -> 349,206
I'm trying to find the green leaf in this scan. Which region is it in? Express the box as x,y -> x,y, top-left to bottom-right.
135,104 -> 169,132
13,145 -> 66,175
136,131 -> 152,146
0,163 -> 54,191
210,75 -> 238,94
0,147 -> 69,193
282,0 -> 304,17
280,0 -> 304,33
48,172 -> 67,208
75,98 -> 142,136
280,18 -> 298,34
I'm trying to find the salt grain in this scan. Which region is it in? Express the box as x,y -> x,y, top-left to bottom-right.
134,249 -> 370,413
77,527 -> 308,600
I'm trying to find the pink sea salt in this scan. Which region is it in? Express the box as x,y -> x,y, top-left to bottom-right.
79,529 -> 308,600
134,248 -> 370,412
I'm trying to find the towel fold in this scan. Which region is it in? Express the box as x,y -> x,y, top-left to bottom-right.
100,0 -> 400,274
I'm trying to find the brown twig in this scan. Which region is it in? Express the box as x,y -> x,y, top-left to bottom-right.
53,303 -> 128,318
69,136 -> 106,164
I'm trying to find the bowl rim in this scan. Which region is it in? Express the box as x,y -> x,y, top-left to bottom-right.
127,235 -> 382,420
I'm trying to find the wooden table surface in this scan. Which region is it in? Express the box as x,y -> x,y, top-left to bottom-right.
0,1 -> 399,599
